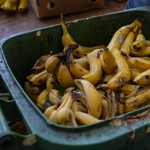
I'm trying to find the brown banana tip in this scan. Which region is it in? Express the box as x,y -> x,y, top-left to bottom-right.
104,47 -> 109,51
103,81 -> 108,84
137,17 -> 144,23
131,81 -> 137,85
96,85 -> 102,90
133,45 -> 137,49
60,13 -> 65,22
29,81 -> 33,85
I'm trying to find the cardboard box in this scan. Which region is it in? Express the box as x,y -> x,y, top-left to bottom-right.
29,0 -> 105,18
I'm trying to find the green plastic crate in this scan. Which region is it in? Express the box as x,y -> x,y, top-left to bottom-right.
0,6 -> 150,150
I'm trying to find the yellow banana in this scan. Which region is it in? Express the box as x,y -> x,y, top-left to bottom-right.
10,2 -> 17,12
0,0 -> 5,6
1,0 -> 18,11
140,57 -> 150,61
81,49 -> 103,85
105,89 -> 118,119
120,25 -> 139,55
103,72 -> 116,84
57,107 -> 78,127
46,74 -> 56,93
130,47 -> 150,57
121,84 -> 136,92
72,100 -> 100,125
133,69 -> 150,85
24,81 -> 38,103
96,48 -> 130,90
75,57 -> 90,70
18,0 -> 27,13
74,79 -> 102,119
26,73 -> 37,81
130,68 -> 143,80
125,54 -> 150,71
47,89 -> 62,105
146,40 -> 150,47
30,70 -> 49,85
56,91 -> 78,126
107,20 -> 137,51
65,44 -> 89,79
31,54 -> 51,73
56,60 -> 75,88
99,48 -> 116,74
36,89 -> 47,107
60,14 -> 105,57
131,28 -> 146,52
45,53 -> 64,75
44,105 -> 57,119
125,85 -> 144,99
125,88 -> 150,112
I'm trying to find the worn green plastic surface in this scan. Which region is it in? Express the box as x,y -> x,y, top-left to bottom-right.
0,6 -> 150,150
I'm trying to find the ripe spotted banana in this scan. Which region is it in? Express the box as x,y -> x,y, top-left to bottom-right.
56,60 -> 75,88
125,54 -> 150,71
130,47 -> 150,57
74,79 -> 102,119
99,48 -> 116,74
96,48 -> 131,90
120,25 -> 139,55
60,14 -> 105,57
130,68 -> 143,80
72,100 -> 100,125
30,70 -> 49,85
81,49 -> 103,85
31,54 -> 51,73
133,69 -> 150,85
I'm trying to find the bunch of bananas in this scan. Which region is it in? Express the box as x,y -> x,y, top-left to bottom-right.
0,0 -> 27,13
24,15 -> 150,127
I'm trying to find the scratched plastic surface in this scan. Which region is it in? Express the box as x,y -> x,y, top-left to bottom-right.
0,6 -> 150,150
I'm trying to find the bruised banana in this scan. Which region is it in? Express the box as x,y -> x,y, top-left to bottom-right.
97,91 -> 109,119
124,53 -> 150,71
65,44 -> 89,79
24,81 -> 38,103
47,89 -> 62,105
60,14 -> 105,57
120,25 -> 139,55
74,79 -> 102,119
46,74 -> 56,93
96,48 -> 131,90
131,29 -> 146,52
72,100 -> 100,125
81,49 -> 103,85
99,48 -> 116,74
107,19 -> 138,51
105,89 -> 117,119
30,70 -> 49,85
45,53 -> 65,75
125,88 -> 150,112
31,54 -> 51,73
133,69 -> 150,85
28,84 -> 45,95
56,60 -> 75,88
130,47 -> 150,57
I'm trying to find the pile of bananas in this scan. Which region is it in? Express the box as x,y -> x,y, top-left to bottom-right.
24,15 -> 150,127
0,0 -> 27,13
